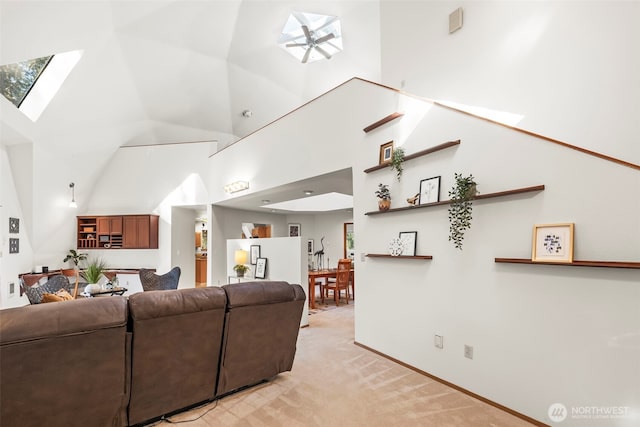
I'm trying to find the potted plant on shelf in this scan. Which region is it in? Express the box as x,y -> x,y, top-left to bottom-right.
233,264 -> 250,278
390,147 -> 405,181
82,257 -> 107,293
63,249 -> 87,268
375,183 -> 391,211
448,173 -> 478,250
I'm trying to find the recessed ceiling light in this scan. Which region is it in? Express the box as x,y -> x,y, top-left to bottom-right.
262,199 -> 270,204
304,190 -> 314,195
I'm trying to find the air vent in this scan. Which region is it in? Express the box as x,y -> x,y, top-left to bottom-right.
449,7 -> 463,33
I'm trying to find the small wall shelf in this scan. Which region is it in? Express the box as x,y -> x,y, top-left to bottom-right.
365,185 -> 545,216
364,140 -> 461,173
363,112 -> 404,133
366,254 -> 433,260
495,258 -> 640,269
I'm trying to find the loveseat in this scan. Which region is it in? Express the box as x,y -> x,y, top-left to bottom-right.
0,281 -> 305,427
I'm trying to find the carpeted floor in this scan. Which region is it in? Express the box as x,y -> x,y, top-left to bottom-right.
152,303 -> 535,427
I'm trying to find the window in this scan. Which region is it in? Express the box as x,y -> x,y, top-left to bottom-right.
0,55 -> 53,108
0,50 -> 82,122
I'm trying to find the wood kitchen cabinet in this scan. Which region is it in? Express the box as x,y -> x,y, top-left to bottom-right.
77,215 -> 158,249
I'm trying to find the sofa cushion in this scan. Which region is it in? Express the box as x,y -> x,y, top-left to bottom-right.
0,297 -> 129,427
127,287 -> 227,426
217,281 -> 305,396
222,280 -> 303,308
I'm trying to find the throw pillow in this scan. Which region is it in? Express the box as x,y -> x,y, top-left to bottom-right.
41,289 -> 74,303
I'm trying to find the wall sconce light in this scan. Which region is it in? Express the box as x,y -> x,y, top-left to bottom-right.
224,181 -> 249,194
69,182 -> 77,208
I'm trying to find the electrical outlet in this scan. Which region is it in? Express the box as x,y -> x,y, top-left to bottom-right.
360,252 -> 366,262
464,345 -> 473,359
434,335 -> 443,349
9,282 -> 15,294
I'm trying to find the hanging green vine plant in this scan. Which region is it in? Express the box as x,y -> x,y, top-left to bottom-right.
448,173 -> 478,250
390,147 -> 405,181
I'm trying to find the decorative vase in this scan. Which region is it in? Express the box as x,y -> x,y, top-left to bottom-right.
378,199 -> 391,211
237,270 -> 245,278
84,283 -> 101,294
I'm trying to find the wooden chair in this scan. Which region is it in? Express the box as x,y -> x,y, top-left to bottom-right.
324,259 -> 351,306
61,268 -> 80,298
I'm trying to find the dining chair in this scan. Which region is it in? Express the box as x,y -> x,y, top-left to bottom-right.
314,278 -> 325,305
324,259 -> 351,306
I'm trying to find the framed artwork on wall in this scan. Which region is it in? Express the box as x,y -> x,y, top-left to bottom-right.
379,141 -> 394,165
9,238 -> 19,254
288,223 -> 301,237
307,239 -> 314,255
9,217 -> 19,234
532,223 -> 574,263
255,257 -> 268,279
250,245 -> 261,265
398,231 -> 417,256
419,176 -> 441,205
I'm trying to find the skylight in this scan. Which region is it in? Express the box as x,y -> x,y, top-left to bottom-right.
0,50 -> 82,121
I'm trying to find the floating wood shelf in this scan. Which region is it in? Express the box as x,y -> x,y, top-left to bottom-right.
495,258 -> 640,269
365,184 -> 545,216
364,140 -> 461,173
366,254 -> 433,260
363,112 -> 404,133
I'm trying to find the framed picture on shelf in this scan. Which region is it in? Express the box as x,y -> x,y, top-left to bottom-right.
307,239 -> 314,255
398,231 -> 418,256
379,141 -> 394,165
288,223 -> 301,237
532,223 -> 574,263
250,245 -> 261,265
255,257 -> 268,279
419,176 -> 441,205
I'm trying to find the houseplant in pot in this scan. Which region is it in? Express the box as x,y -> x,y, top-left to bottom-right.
390,147 -> 405,181
82,257 -> 107,294
448,173 -> 478,250
375,183 -> 391,211
63,249 -> 87,268
233,264 -> 250,278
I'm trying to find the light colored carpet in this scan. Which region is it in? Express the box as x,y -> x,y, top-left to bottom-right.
157,303 -> 536,427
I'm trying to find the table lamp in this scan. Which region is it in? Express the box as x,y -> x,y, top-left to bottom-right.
234,249 -> 249,277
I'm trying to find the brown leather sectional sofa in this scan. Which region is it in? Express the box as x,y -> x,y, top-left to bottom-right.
0,281 -> 305,427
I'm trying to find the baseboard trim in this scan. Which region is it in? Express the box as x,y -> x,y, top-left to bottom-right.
353,341 -> 548,427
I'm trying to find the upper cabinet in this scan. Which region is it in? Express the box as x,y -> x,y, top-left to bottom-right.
77,215 -> 158,249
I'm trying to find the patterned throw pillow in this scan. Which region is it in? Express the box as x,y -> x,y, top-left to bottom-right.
22,275 -> 71,304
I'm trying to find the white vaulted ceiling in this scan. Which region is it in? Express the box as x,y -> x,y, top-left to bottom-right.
0,0 -> 381,153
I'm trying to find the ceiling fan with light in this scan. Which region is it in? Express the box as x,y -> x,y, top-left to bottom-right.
278,12 -> 343,64
286,25 -> 336,63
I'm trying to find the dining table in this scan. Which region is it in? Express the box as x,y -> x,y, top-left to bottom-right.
307,268 -> 354,309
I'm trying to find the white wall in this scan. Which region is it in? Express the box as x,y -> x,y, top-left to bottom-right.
380,0 -> 640,166
208,73 -> 639,427
85,143 -> 210,275
226,236 -> 308,327
0,144 -> 33,308
171,206 -> 197,289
